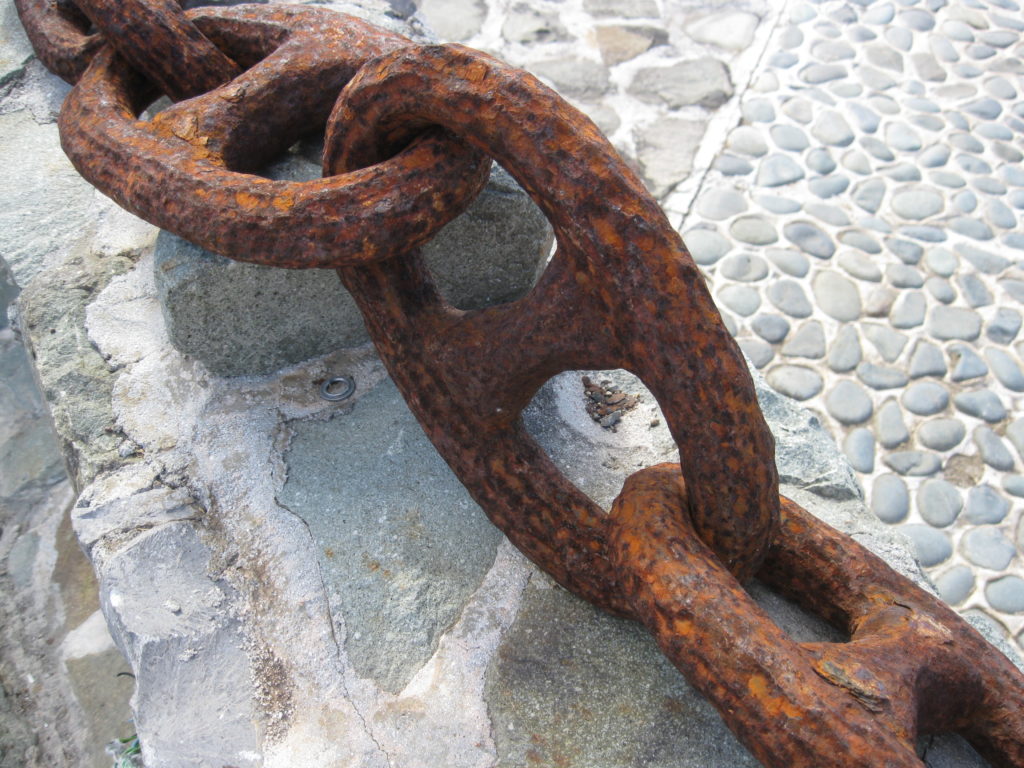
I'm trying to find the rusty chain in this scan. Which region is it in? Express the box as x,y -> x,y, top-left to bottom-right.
14,1 -> 1024,766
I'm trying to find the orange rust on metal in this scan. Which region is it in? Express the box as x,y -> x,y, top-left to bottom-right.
13,0 -> 101,83
19,3 -> 1024,766
72,0 -> 242,101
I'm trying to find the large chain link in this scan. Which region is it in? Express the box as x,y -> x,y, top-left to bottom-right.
14,2 -> 1024,766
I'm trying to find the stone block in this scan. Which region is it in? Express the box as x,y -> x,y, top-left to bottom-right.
154,163 -> 553,377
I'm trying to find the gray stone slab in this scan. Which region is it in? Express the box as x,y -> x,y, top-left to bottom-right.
155,165 -> 553,376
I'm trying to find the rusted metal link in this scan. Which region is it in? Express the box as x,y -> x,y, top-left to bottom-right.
609,465 -> 1024,767
58,5 -> 489,267
71,0 -> 241,101
13,0 -> 101,83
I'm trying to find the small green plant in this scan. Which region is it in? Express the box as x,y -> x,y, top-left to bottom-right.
114,734 -> 141,768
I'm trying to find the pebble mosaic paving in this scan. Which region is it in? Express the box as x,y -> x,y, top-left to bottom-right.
411,0 -> 1024,653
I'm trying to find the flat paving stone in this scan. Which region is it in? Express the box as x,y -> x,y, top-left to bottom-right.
825,380 -> 874,424
629,59 -> 733,109
900,524 -> 952,566
965,484 -> 1010,524
936,565 -> 976,605
927,306 -> 982,340
871,473 -> 909,522
954,389 -> 1007,422
766,364 -> 823,400
918,478 -> 963,527
917,418 -> 966,451
751,313 -> 790,344
962,527 -> 1016,570
902,381 -> 950,415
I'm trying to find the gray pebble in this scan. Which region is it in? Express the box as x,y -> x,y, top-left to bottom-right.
698,189 -> 747,220
863,288 -> 895,316
859,217 -> 892,234
989,308 -> 1023,344
985,348 -> 1024,391
924,276 -> 956,303
766,364 -> 823,400
1003,474 -> 1024,498
978,123 -> 1013,141
714,155 -> 754,176
844,427 -> 876,473
954,190 -> 978,213
962,527 -> 1016,570
728,126 -> 769,157
907,97 -> 940,114
887,263 -> 925,288
769,52 -> 798,69
991,144 -> 1023,164
1002,279 -> 1024,303
806,148 -> 837,175
909,340 -> 947,377
884,238 -> 923,264
826,380 -> 874,424
800,63 -> 847,84
929,171 -> 966,189
956,273 -> 993,308
743,98 -> 776,122
884,162 -> 923,182
902,381 -> 949,415
987,200 -> 1017,230
985,75 -> 1018,99
889,291 -> 926,328
954,389 -> 1007,422
784,222 -> 836,259
899,227 -> 947,245
767,280 -> 813,318
809,175 -> 850,199
871,473 -> 909,523
810,112 -> 854,148
755,195 -> 801,214
929,36 -> 958,63
918,145 -> 951,168
966,484 -> 1010,524
887,26 -> 915,50
862,323 -> 908,361
974,426 -> 1016,470
898,8 -> 934,30
685,228 -> 731,266
781,320 -> 826,359
912,52 -> 946,81
773,121 -> 810,148
842,150 -> 873,176
751,313 -> 790,343
859,65 -> 897,91
886,123 -> 922,152
718,285 -> 761,316
838,251 -> 882,282
963,98 -> 1002,120
857,362 -> 908,389
875,399 -> 910,448
942,19 -> 975,41
884,451 -> 942,476
860,136 -> 896,161
949,343 -> 989,381
945,110 -> 970,131
980,29 -> 1020,47
778,24 -> 803,49
852,178 -> 886,213
985,577 -> 1024,614
809,204 -> 850,224
827,326 -> 861,373
955,154 -> 993,175
927,306 -> 981,340
1002,165 -> 1024,186
756,154 -> 806,187
891,186 -> 943,219
721,311 -> 738,337
909,114 -> 944,132
838,230 -> 881,254
1007,418 -> 1024,461
847,25 -> 876,42
917,417 -> 965,451
848,103 -> 881,134
901,524 -> 951,565
950,216 -> 994,241
720,253 -> 770,283
813,271 -> 860,321
950,133 -> 985,153
954,61 -> 985,77
767,248 -> 809,277
924,248 -> 957,276
864,2 -> 896,24
730,216 -> 778,246
918,478 -> 963,527
935,565 -> 975,605
830,81 -> 863,98
737,337 -> 773,369
1010,191 -> 1024,210
867,43 -> 904,72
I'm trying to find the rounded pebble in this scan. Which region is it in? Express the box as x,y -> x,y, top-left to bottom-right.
864,288 -> 896,317
781,321 -> 825,358
902,381 -> 949,415
935,566 -> 975,605
719,253 -> 769,283
784,222 -> 836,259
857,362 -> 908,389
862,323 -> 908,361
887,263 -> 925,288
767,248 -> 809,277
767,279 -> 813,318
891,187 -> 943,219
956,273 -> 992,308
901,524 -> 951,566
949,343 -> 988,381
886,122 -> 922,152
885,238 -> 923,264
871,473 -> 909,523
698,189 -> 748,220
730,216 -> 778,246
843,427 -> 876,473
966,484 -> 1010,524
827,326 -> 862,373
927,306 -> 981,340
826,380 -> 874,424
985,348 -> 1024,391
962,527 -> 1016,570
917,478 -> 963,527
1002,475 -> 1024,498
838,251 -> 882,282
737,337 -> 773,369
954,389 -> 1007,422
909,340 -> 947,377
770,124 -> 810,151
729,127 -> 769,157
986,308 -> 1021,344
809,175 -> 850,198
974,426 -> 1016,470
766,365 -> 823,400
890,291 -> 926,328
813,271 -> 860,321
875,399 -> 910,448
718,285 -> 761,316
686,228 -> 731,266
751,313 -> 790,343
757,154 -> 806,187
917,418 -> 965,451
985,577 -> 1024,614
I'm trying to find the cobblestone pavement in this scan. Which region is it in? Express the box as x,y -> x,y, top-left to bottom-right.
411,0 -> 1024,654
